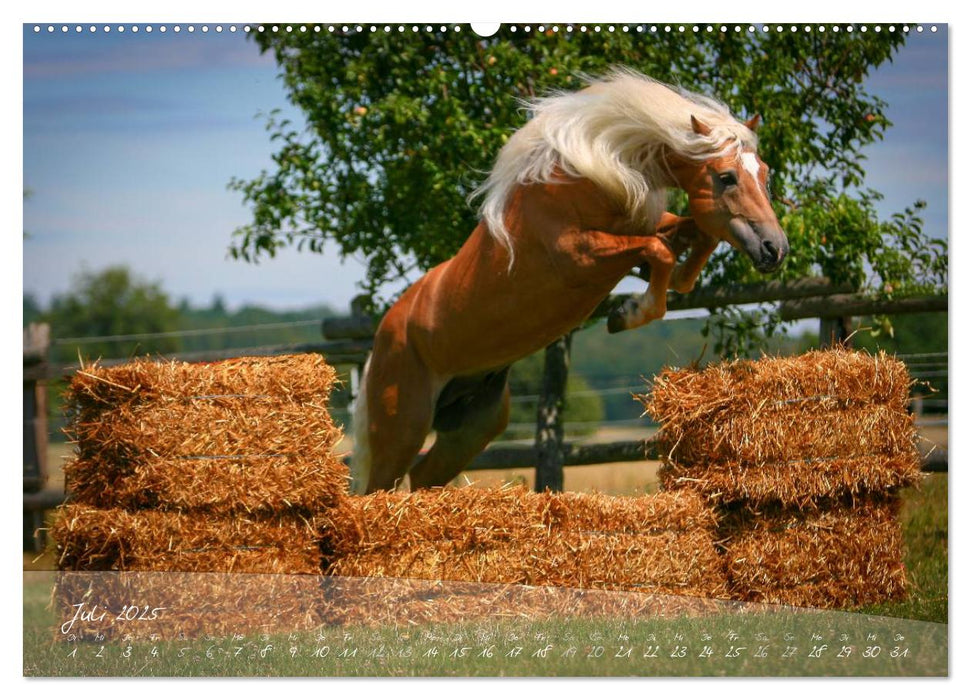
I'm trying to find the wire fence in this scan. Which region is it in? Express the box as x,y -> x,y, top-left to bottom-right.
52,319 -> 322,346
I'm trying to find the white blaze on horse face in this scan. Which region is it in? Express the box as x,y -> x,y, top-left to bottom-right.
740,150 -> 760,181
739,150 -> 769,200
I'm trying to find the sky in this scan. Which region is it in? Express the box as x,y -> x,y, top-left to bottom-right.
22,23 -> 948,315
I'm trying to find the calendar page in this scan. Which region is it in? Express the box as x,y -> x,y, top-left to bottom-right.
22,15 -> 949,679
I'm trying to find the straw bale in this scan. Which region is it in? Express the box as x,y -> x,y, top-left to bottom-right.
54,572 -> 731,640
642,349 -> 913,434
64,453 -> 348,516
328,529 -> 727,598
69,395 -> 342,464
61,352 -> 349,514
319,577 -> 733,628
658,403 -> 918,466
326,485 -> 556,553
54,571 -> 325,641
66,354 -> 338,414
326,486 -> 715,554
658,452 -> 922,508
50,504 -> 326,575
548,488 -> 719,533
641,348 -> 921,504
720,497 -> 907,608
324,486 -> 727,598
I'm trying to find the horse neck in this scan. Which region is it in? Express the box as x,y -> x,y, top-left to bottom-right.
659,147 -> 704,191
530,169 -> 659,236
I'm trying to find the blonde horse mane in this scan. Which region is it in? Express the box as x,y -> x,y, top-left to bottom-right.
472,68 -> 758,259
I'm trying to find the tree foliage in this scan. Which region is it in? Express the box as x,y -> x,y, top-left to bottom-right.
230,26 -> 947,350
44,266 -> 181,362
36,269 -> 341,364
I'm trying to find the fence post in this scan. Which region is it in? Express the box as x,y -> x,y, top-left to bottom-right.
344,294 -> 372,435
819,316 -> 853,347
24,323 -> 51,551
535,332 -> 572,492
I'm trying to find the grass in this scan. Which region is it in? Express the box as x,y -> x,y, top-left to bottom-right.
22,589 -> 946,677
859,473 -> 948,623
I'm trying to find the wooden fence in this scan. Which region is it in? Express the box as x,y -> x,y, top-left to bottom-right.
23,278 -> 947,550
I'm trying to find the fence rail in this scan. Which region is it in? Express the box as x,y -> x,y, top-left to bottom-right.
609,276 -> 859,314
466,437 -> 948,474
779,293 -> 947,321
38,278 -> 947,378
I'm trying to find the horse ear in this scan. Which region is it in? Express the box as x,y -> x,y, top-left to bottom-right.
745,114 -> 761,132
690,115 -> 713,136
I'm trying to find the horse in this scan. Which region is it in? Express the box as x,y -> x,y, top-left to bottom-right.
351,69 -> 788,494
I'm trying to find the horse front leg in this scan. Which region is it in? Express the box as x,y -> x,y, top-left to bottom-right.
606,236 -> 677,333
668,227 -> 719,294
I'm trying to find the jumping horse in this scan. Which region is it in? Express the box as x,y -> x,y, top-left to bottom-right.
351,69 -> 788,494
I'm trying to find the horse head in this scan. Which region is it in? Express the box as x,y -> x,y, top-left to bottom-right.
672,114 -> 789,273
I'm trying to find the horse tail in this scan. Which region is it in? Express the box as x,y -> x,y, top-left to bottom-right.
349,355 -> 372,494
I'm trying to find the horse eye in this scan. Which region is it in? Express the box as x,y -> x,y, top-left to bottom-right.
717,171 -> 738,187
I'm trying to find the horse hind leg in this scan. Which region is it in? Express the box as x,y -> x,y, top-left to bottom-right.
353,345 -> 437,494
408,369 -> 511,489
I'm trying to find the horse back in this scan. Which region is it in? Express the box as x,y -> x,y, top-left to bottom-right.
376,177 -> 660,377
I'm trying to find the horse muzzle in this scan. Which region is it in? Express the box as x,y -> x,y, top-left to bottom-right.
729,218 -> 789,273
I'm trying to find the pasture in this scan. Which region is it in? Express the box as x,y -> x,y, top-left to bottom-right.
21,591 -> 947,677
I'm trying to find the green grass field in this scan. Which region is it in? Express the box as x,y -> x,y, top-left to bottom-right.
23,474 -> 947,677
22,603 -> 946,677
860,474 -> 948,623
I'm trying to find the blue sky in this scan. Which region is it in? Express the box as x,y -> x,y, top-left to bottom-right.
23,25 -> 339,311
22,24 -> 948,314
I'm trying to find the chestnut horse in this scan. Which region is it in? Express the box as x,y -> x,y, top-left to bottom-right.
351,69 -> 788,494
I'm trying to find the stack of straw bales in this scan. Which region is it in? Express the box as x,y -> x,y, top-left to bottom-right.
641,348 -> 922,608
48,347 -> 921,638
324,485 -> 728,599
50,355 -> 347,638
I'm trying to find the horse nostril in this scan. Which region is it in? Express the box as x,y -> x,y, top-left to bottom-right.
761,239 -> 778,262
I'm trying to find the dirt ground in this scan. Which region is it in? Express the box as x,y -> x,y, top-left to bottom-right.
452,426 -> 663,495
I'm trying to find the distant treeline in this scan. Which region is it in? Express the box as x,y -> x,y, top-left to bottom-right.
24,290 -> 339,366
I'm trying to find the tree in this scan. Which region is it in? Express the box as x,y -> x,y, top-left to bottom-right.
230,26 -> 946,351
45,266 -> 181,362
